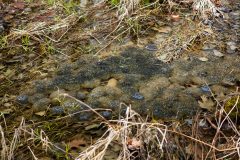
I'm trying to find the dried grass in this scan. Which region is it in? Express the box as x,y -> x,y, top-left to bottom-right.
6,13 -> 80,45
1,91 -> 240,159
76,104 -> 167,160
193,0 -> 220,18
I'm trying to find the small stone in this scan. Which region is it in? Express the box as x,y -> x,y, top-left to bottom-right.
213,50 -> 224,57
49,106 -> 64,115
16,95 -> 29,104
76,91 -> 86,100
200,85 -> 211,93
33,98 -> 51,112
81,79 -> 100,89
107,78 -> 118,87
101,111 -> 112,119
145,44 -> 158,51
132,92 -> 144,100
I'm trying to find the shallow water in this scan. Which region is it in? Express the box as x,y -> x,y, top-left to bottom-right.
18,45 -> 240,120
13,0 -> 240,121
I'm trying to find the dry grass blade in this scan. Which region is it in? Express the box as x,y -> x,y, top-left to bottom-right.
0,118 -> 25,160
193,0 -> 220,18
6,13 -> 80,44
0,125 -> 8,160
28,146 -> 39,160
76,127 -> 118,160
76,104 -> 168,160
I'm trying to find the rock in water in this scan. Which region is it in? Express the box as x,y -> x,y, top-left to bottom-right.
16,95 -> 29,104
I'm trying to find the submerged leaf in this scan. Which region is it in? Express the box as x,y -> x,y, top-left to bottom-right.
198,95 -> 215,111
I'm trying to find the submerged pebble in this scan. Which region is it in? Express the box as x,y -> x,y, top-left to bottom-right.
49,106 -> 64,115
145,44 -> 158,51
200,85 -> 211,93
16,95 -> 29,104
132,92 -> 144,100
76,113 -> 92,121
76,91 -> 87,100
32,98 -> 51,112
101,111 -> 112,119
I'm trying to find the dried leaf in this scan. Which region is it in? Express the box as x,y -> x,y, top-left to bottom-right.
153,26 -> 172,34
213,50 -> 224,57
157,53 -> 168,62
68,138 -> 87,149
1,108 -> 14,115
198,57 -> 208,62
198,95 -> 215,111
35,111 -> 46,116
204,28 -> 213,34
127,137 -> 142,150
85,124 -> 100,131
